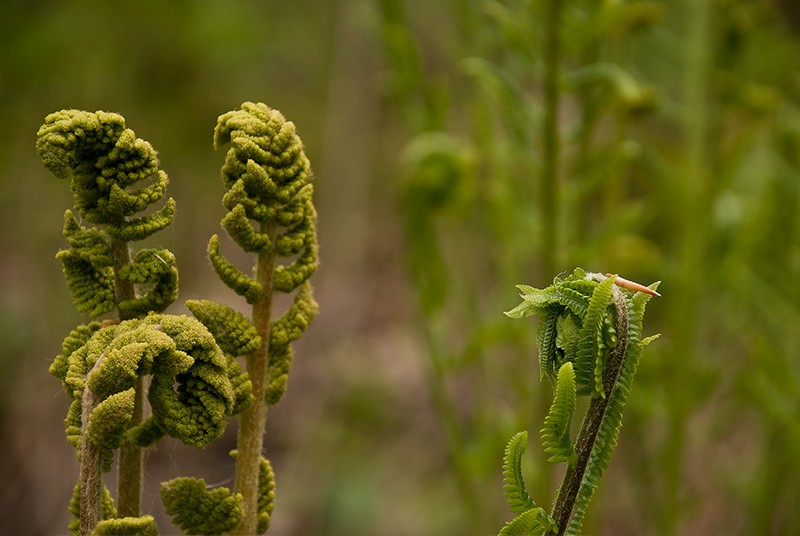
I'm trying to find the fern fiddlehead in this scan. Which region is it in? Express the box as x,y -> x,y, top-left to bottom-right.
38,109 -> 181,534
500,268 -> 659,535
38,109 -> 253,536
170,102 -> 318,535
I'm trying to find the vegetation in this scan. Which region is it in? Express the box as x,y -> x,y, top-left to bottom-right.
500,270 -> 659,535
36,103 -> 317,535
4,0 -> 800,534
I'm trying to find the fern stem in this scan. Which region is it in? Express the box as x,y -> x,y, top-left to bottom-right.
540,0 -> 562,278
233,222 -> 278,536
109,235 -> 144,518
549,288 -> 629,534
116,377 -> 144,518
423,316 -> 483,530
79,386 -> 102,535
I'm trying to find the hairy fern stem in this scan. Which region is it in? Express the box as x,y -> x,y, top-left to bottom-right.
233,221 -> 278,536
110,235 -> 142,519
78,380 -> 103,535
549,287 -> 629,534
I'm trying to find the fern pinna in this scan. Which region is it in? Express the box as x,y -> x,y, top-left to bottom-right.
500,268 -> 660,535
37,110 -> 253,536
177,101 -> 319,535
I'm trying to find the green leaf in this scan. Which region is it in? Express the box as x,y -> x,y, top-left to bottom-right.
186,299 -> 261,356
265,281 -> 318,404
207,235 -> 263,304
573,275 -> 616,396
540,362 -> 577,466
498,507 -> 556,536
229,451 -> 276,533
502,431 -> 536,513
87,388 -> 136,471
93,516 -> 158,536
161,477 -> 242,536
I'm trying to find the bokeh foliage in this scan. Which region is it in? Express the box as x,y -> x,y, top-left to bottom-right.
3,0 -> 800,534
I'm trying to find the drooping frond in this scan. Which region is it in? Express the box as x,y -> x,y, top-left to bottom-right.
185,299 -> 257,413
161,477 -> 243,536
56,315 -> 236,455
207,234 -> 264,304
540,362 -> 577,466
502,431 -> 536,513
143,314 -> 236,447
86,388 -> 136,472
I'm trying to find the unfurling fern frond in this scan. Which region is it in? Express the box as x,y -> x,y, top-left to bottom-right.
37,109 -> 178,324
36,110 -> 173,233
500,269 -> 660,536
499,432 -> 558,535
203,102 -> 318,534
573,274 -> 615,397
540,362 -> 577,466
564,282 -> 659,536
502,431 -> 536,513
56,315 -> 239,452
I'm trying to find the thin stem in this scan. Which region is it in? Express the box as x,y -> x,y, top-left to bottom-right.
549,288 -> 629,534
79,386 -> 102,536
659,0 -> 712,532
233,222 -> 277,536
109,236 -> 143,518
423,314 -> 483,531
116,377 -> 143,518
540,0 -> 562,279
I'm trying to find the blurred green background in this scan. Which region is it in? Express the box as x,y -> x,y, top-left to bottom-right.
3,0 -> 800,534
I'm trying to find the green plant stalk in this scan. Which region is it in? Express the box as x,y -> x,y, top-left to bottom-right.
540,0 -> 562,279
109,235 -> 144,519
539,0 -> 563,506
79,381 -> 103,535
659,0 -> 712,531
423,315 -> 483,529
233,221 -> 278,536
78,233 -> 144,533
549,287 -> 629,534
